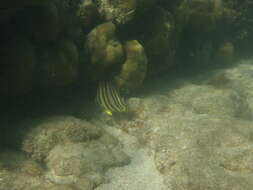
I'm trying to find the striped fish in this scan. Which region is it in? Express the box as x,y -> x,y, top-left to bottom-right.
95,81 -> 127,115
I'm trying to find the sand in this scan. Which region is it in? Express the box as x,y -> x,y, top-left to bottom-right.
95,126 -> 167,190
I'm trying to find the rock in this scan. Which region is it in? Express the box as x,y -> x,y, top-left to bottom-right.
94,125 -> 166,190
122,6 -> 176,78
114,61 -> 253,190
96,0 -> 136,24
1,115 -> 130,190
215,41 -> 235,64
19,2 -> 61,43
22,116 -> 102,162
127,81 -> 251,120
222,0 -> 253,57
135,0 -> 156,14
75,176 -> 96,190
12,173 -> 49,190
45,138 -> 130,185
0,149 -> 44,177
0,37 -> 36,96
167,84 -> 251,119
64,25 -> 85,48
61,39 -> 79,66
177,0 -> 219,37
86,22 -> 123,80
224,60 -> 253,117
0,169 -> 13,190
0,149 -> 27,171
0,0 -> 47,23
114,40 -> 147,92
152,114 -> 253,190
0,148 -> 49,190
175,0 -> 225,67
38,39 -> 79,87
158,0 -> 182,10
123,90 -> 253,190
189,42 -> 214,66
142,7 -> 176,76
77,0 -> 99,28
20,160 -> 44,176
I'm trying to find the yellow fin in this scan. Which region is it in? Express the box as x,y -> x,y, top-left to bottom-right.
104,109 -> 113,116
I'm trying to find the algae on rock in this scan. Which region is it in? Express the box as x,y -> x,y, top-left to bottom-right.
38,39 -> 79,88
77,0 -> 100,28
114,40 -> 147,92
86,22 -> 123,80
143,7 -> 176,77
45,140 -> 129,185
19,116 -> 130,188
96,0 -> 136,24
175,0 -> 230,67
0,37 -> 36,96
20,2 -> 61,43
22,116 -> 102,162
119,67 -> 253,189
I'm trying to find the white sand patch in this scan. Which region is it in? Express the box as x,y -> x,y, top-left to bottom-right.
95,126 -> 167,190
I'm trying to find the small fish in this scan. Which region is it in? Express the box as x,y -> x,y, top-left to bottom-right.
95,81 -> 127,116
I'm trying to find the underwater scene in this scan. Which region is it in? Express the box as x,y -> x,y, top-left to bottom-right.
1,0 -> 253,189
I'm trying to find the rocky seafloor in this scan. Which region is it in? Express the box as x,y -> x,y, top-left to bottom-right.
1,59 -> 253,190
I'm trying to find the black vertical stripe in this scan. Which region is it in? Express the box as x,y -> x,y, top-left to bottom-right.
106,81 -> 121,111
108,82 -> 125,111
114,86 -> 126,110
105,82 -> 117,111
101,81 -> 114,111
96,81 -> 127,113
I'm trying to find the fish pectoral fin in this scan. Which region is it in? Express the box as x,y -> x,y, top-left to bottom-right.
104,109 -> 113,116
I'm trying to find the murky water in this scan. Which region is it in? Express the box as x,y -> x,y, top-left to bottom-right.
1,0 -> 253,189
